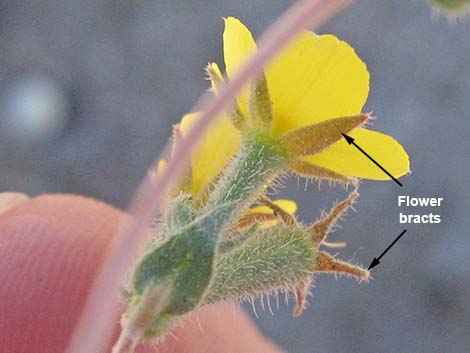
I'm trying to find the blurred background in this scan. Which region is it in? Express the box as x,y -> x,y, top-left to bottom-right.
0,0 -> 468,352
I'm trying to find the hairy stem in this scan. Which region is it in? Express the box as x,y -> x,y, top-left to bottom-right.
206,131 -> 287,221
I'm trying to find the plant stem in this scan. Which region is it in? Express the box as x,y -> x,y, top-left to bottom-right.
206,131 -> 287,221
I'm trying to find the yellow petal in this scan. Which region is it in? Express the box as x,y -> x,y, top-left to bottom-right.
265,32 -> 370,135
303,128 -> 410,180
179,113 -> 240,195
149,159 -> 167,181
248,199 -> 297,216
223,17 -> 257,115
244,199 -> 297,228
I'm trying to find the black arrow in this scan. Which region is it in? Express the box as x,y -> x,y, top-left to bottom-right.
341,133 -> 403,187
368,229 -> 408,270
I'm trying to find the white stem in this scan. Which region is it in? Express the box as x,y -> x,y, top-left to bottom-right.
112,282 -> 173,353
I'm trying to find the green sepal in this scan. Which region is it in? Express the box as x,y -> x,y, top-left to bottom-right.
205,224 -> 317,304
165,193 -> 195,231
130,201 -> 233,315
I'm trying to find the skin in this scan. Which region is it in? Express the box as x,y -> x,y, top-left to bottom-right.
0,193 -> 284,353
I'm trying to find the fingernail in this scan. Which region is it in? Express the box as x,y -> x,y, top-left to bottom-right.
0,192 -> 30,215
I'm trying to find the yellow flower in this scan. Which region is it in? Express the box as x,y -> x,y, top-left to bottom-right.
176,17 -> 409,196
236,199 -> 297,229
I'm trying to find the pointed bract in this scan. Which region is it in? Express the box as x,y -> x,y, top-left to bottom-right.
309,190 -> 359,245
257,196 -> 298,227
290,160 -> 358,185
281,114 -> 369,157
342,132 -> 354,144
367,257 -> 380,270
316,251 -> 369,281
293,279 -> 311,317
